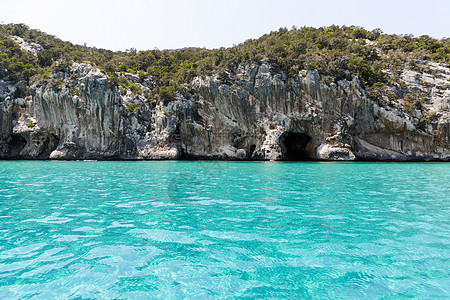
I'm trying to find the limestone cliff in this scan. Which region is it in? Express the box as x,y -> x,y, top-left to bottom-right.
0,59 -> 448,161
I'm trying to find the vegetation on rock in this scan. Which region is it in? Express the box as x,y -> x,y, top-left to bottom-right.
26,120 -> 35,128
1,23 -> 449,108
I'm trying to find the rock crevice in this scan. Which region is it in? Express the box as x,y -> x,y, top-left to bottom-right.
0,63 -> 448,161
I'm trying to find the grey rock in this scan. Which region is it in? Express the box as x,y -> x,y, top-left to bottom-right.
0,62 -> 448,161
11,36 -> 44,57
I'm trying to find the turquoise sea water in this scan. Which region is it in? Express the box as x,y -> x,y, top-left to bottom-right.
0,161 -> 449,299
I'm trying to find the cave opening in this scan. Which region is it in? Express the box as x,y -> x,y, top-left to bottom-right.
8,134 -> 26,157
280,132 -> 313,161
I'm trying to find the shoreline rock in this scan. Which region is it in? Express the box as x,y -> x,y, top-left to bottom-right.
0,63 -> 448,161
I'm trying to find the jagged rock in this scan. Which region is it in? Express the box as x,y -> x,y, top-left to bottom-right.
0,62 -> 448,161
317,144 -> 356,161
0,80 -> 17,99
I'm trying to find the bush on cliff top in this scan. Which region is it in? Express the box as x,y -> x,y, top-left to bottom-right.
1,23 -> 449,101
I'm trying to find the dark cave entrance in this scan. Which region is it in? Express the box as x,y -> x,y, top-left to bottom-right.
8,134 -> 27,157
280,132 -> 312,161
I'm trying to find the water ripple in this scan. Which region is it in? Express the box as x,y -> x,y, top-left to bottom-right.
0,161 -> 448,298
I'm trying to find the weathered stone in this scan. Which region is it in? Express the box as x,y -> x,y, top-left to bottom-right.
0,62 -> 448,161
11,36 -> 44,57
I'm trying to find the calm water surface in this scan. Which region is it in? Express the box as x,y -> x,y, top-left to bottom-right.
0,161 -> 449,299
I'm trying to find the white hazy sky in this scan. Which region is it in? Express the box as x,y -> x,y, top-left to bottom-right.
0,0 -> 449,51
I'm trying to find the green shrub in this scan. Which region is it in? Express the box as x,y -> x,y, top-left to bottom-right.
118,64 -> 130,72
1,23 -> 449,105
157,85 -> 176,104
420,111 -> 437,123
129,83 -> 141,94
124,103 -> 138,116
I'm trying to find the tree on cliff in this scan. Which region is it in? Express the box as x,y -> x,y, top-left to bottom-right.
0,23 -> 449,105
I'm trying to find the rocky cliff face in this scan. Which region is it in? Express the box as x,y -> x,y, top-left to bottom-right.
0,61 -> 449,161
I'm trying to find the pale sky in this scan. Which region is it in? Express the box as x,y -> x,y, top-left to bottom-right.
0,0 -> 449,51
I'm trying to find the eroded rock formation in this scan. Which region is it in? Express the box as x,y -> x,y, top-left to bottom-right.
0,62 -> 449,161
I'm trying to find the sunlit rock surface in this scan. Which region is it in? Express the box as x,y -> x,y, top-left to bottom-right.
0,62 -> 449,161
